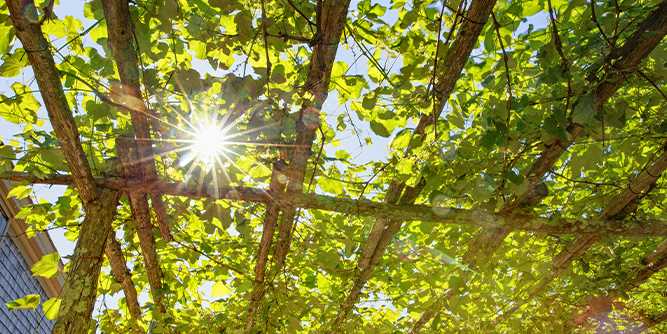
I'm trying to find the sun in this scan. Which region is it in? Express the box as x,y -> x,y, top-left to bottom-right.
190,122 -> 229,167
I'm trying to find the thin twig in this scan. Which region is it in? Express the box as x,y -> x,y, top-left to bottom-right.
491,12 -> 513,125
590,0 -> 614,47
285,0 -> 316,29
638,70 -> 667,101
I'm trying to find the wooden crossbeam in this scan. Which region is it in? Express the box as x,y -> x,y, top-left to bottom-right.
3,171 -> 666,237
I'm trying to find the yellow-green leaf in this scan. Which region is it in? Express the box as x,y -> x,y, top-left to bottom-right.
31,252 -> 60,279
42,298 -> 61,320
211,281 -> 231,298
6,294 -> 40,310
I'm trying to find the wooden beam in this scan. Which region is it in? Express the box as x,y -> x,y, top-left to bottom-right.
245,0 -> 352,329
271,0 -> 352,272
105,232 -> 142,320
53,190 -> 120,334
330,0 -> 498,329
101,0 -> 172,314
116,137 -> 166,314
7,0 -> 97,204
101,0 -> 172,241
3,171 -> 667,237
7,1 -> 122,333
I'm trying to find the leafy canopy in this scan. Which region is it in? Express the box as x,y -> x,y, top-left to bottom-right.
0,0 -> 665,333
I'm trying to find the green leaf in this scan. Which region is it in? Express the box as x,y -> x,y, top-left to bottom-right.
31,252 -> 60,279
219,15 -> 237,35
522,1 -> 542,16
190,40 -> 207,59
0,51 -> 28,77
449,275 -> 464,291
42,298 -> 61,320
211,281 -> 232,298
6,294 -> 40,310
316,273 -> 330,290
7,185 -> 31,200
572,94 -> 595,126
0,82 -> 40,123
0,24 -> 14,55
368,4 -> 387,18
370,120 -> 390,137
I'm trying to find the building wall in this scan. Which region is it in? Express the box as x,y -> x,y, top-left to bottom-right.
0,214 -> 53,334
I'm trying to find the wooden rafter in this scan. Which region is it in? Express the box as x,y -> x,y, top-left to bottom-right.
106,232 -> 142,320
116,138 -> 166,313
7,1 -> 122,333
102,0 -> 170,313
271,0 -> 352,273
245,0 -> 352,329
330,0 -> 498,329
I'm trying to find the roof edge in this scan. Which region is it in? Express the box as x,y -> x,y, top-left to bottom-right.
0,180 -> 64,299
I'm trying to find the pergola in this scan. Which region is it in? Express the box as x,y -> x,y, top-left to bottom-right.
2,0 -> 666,333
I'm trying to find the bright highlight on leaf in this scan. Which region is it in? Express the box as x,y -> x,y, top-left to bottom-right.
211,281 -> 232,298
42,298 -> 61,320
31,252 -> 60,279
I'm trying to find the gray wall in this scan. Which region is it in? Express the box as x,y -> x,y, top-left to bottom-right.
0,214 -> 53,334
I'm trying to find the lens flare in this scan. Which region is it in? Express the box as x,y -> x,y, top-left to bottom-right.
190,123 -> 228,167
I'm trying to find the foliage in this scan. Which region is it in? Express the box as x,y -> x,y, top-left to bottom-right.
0,0 -> 665,333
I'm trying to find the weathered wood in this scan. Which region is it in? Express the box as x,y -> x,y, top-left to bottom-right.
271,0 -> 353,273
331,0 -> 498,329
245,161 -> 286,330
52,190 -> 120,334
7,1 -> 122,332
2,172 -> 667,237
246,0 -> 352,329
116,137 -> 166,314
101,0 -> 173,242
7,0 -> 98,204
106,233 -> 142,319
